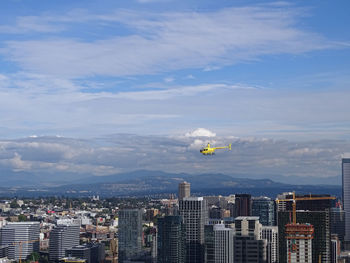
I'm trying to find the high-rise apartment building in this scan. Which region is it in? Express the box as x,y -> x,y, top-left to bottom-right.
262,226 -> 278,263
252,196 -> 275,226
178,182 -> 190,201
285,223 -> 313,263
0,222 -> 40,261
118,209 -> 143,262
234,216 -> 267,263
157,216 -> 185,263
179,197 -> 208,263
49,223 -> 80,261
278,211 -> 331,263
342,158 -> 350,242
235,194 -> 252,216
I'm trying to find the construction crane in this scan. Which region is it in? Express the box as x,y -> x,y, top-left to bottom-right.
276,192 -> 336,224
11,239 -> 40,263
276,192 -> 336,263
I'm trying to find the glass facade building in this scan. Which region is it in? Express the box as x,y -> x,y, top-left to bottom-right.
157,216 -> 185,263
252,197 -> 275,226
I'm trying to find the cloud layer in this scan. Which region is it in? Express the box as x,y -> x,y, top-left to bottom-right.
0,131 -> 346,185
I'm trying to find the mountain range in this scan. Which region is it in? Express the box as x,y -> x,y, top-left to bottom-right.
1,170 -> 341,198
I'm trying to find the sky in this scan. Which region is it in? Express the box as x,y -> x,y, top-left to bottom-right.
0,0 -> 349,184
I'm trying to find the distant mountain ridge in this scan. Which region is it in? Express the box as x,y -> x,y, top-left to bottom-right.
54,170 -> 340,198
0,170 -> 341,198
78,170 -> 287,187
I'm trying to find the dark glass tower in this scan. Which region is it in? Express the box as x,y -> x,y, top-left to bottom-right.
118,209 -> 143,262
179,197 -> 208,263
157,216 -> 185,263
235,194 -> 252,216
252,197 -> 275,226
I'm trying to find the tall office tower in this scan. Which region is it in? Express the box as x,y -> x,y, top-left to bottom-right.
66,243 -> 105,263
213,224 -> 234,263
0,222 -> 40,261
235,194 -> 251,216
118,209 -> 143,262
330,207 -> 345,242
179,197 -> 208,263
252,197 -> 276,226
157,216 -> 185,263
278,211 -> 331,263
285,224 -> 313,263
178,182 -> 190,201
49,223 -> 80,261
204,224 -> 234,263
343,158 -> 350,243
262,226 -> 278,263
234,216 -> 267,263
204,225 -> 215,263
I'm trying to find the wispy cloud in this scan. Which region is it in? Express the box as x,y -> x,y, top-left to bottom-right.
1,5 -> 337,77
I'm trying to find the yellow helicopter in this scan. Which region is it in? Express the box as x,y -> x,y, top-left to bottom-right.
200,142 -> 232,155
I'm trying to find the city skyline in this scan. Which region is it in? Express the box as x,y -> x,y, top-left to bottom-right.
0,1 -> 349,184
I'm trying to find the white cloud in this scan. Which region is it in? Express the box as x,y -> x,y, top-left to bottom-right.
1,5 -> 336,77
185,128 -> 216,138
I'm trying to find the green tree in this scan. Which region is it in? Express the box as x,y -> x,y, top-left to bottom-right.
10,200 -> 20,208
18,214 -> 27,222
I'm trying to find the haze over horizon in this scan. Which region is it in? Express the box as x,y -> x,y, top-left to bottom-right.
0,0 -> 349,185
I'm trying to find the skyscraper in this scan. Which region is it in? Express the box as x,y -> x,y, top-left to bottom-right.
157,216 -> 185,263
234,216 -> 267,263
179,197 -> 208,263
49,223 -> 80,261
213,224 -> 234,263
178,182 -> 190,201
342,158 -> 350,243
235,194 -> 251,216
0,222 -> 40,261
261,226 -> 278,263
204,225 -> 215,263
118,209 -> 143,262
252,196 -> 275,226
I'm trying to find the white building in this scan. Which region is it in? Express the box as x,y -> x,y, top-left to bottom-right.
213,224 -> 234,263
262,226 -> 278,263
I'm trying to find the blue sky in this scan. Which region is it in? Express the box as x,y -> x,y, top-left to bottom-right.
0,0 -> 349,183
